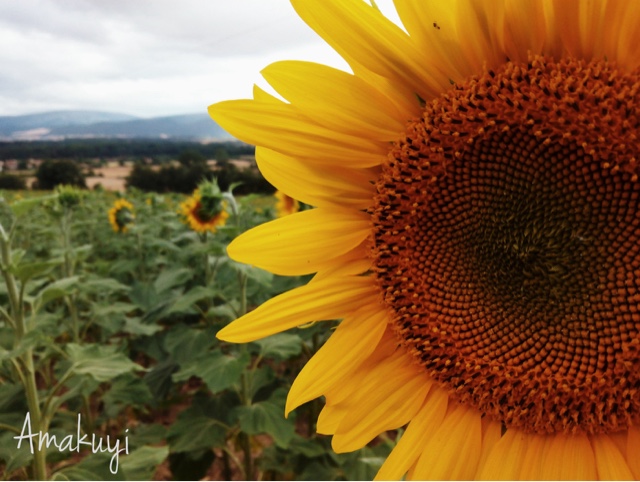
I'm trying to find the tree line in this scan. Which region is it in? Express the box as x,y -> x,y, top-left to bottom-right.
0,139 -> 253,161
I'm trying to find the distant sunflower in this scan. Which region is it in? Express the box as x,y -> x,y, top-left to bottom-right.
274,190 -> 299,217
210,0 -> 640,479
108,198 -> 134,233
180,186 -> 228,233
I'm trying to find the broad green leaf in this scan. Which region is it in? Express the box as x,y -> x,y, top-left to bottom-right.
167,285 -> 217,314
103,374 -> 153,418
232,262 -> 274,286
67,343 -> 144,382
52,452 -> 122,481
34,275 -> 80,306
127,424 -> 167,448
0,330 -> 49,361
153,267 -> 192,294
167,415 -> 227,452
172,350 -> 249,394
129,281 -> 159,311
143,359 -> 179,402
0,432 -> 33,476
80,277 -> 131,294
248,365 -> 276,400
9,259 -> 61,283
236,388 -> 295,448
122,317 -> 162,336
254,333 -> 303,361
163,325 -> 215,365
120,446 -> 169,480
10,193 -> 58,217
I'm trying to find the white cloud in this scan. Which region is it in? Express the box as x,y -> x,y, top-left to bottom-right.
0,0 -> 399,117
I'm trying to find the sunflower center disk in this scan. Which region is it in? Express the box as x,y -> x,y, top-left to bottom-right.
372,56 -> 640,434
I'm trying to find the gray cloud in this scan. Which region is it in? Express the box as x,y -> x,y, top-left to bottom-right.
0,0 -> 398,117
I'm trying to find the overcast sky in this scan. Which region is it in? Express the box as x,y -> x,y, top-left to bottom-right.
0,0 -> 398,118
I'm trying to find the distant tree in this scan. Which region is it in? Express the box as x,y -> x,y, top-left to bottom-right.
215,148 -> 229,166
0,174 -> 26,190
178,149 -> 206,167
35,160 -> 86,190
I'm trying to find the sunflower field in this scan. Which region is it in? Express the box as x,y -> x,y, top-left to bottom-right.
0,186 -> 392,481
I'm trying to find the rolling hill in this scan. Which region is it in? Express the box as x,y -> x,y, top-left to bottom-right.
0,110 -> 233,141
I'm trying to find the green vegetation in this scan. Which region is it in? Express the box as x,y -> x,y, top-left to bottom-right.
35,160 -> 87,190
0,188 -> 392,480
0,139 -> 253,162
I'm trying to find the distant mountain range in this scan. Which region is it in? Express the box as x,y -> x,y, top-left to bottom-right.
0,110 -> 234,141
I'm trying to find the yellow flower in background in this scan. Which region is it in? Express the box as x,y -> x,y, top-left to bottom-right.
179,183 -> 229,233
108,198 -> 134,233
210,0 -> 640,480
274,190 -> 299,217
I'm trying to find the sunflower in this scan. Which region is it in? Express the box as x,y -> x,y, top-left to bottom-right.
274,190 -> 300,217
210,1 -> 640,479
179,185 -> 229,233
108,198 -> 134,233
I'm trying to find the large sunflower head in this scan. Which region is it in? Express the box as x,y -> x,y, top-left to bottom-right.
108,198 -> 134,233
179,180 -> 229,233
210,1 -> 640,479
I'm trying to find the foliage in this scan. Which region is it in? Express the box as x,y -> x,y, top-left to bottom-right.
0,174 -> 27,190
35,160 -> 87,190
0,187 -> 393,480
0,139 -> 253,161
126,159 -> 274,195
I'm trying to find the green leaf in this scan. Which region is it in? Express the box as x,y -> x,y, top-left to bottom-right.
10,259 -> 61,283
0,329 -> 49,361
129,281 -> 159,312
173,350 -> 249,394
80,277 -> 131,295
34,275 -> 80,307
10,193 -> 58,217
0,431 -> 32,475
167,285 -> 217,314
122,317 -> 162,336
254,333 -> 303,361
163,325 -> 215,365
236,388 -> 295,448
103,373 -> 153,417
120,446 -> 169,480
153,267 -> 192,294
67,343 -> 144,382
167,415 -> 227,453
233,262 -> 274,286
52,452 -> 122,481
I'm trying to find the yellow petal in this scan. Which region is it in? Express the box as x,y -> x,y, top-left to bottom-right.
332,348 -> 432,452
317,402 -> 348,435
286,305 -> 388,414
375,388 -> 448,481
216,276 -> 378,343
311,247 -> 372,281
252,84 -> 280,103
262,61 -> 405,139
323,328 -> 399,405
412,401 -> 482,480
628,426 -> 640,479
256,147 -> 377,210
291,0 -> 444,104
475,418 -> 503,477
477,428 -> 529,480
541,433 -> 597,480
227,207 -> 371,275
517,433 -> 548,480
591,433 -> 635,480
209,99 -> 386,167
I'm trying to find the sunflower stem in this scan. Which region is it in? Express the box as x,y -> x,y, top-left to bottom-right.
0,225 -> 47,480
